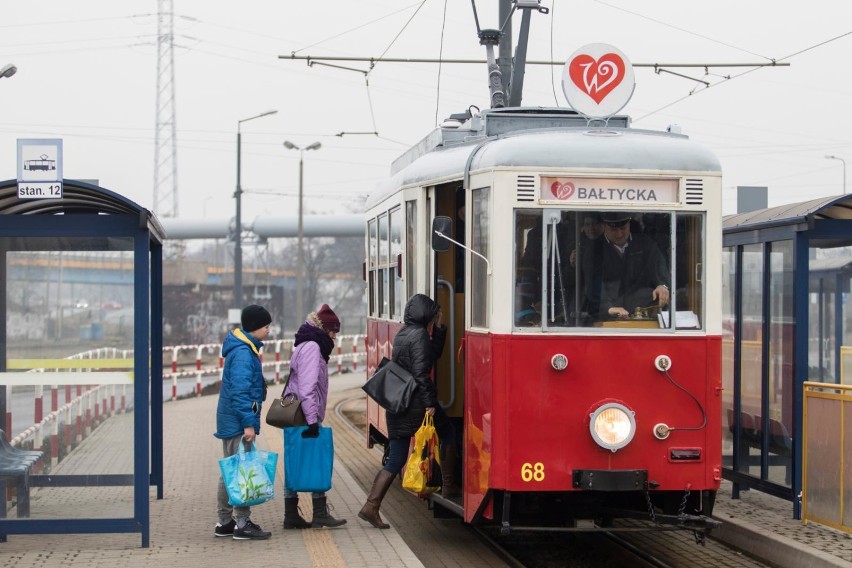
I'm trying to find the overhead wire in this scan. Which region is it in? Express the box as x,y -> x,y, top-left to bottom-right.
435,0 -> 449,126
290,1 -> 425,55
369,1 -> 428,75
634,30 -> 852,122
594,0 -> 773,61
549,0 -> 560,107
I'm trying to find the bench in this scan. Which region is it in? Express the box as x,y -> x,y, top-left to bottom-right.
0,429 -> 43,518
725,409 -> 793,486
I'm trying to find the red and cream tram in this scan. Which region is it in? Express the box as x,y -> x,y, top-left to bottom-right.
363,106 -> 722,535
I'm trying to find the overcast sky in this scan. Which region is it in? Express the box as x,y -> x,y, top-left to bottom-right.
2,0 -> 850,224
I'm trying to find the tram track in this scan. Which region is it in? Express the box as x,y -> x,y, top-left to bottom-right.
335,390 -> 677,568
332,383 -> 769,568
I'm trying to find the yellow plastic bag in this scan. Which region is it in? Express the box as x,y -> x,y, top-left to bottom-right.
402,413 -> 442,494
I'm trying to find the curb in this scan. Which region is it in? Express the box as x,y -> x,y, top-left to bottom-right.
711,512 -> 852,568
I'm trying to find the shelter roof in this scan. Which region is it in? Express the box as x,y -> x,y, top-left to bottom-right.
0,178 -> 165,241
723,194 -> 852,233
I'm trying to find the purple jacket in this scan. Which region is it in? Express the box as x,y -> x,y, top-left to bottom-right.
284,340 -> 328,425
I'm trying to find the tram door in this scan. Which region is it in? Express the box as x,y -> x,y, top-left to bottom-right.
428,182 -> 465,421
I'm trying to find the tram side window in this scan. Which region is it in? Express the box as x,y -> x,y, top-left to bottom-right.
390,207 -> 404,319
670,213 -> 704,329
378,213 -> 389,318
368,218 -> 377,316
405,201 -> 418,301
515,210 -> 543,326
471,187 -> 491,328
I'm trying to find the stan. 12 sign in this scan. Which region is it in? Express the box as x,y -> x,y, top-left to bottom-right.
17,138 -> 63,200
561,44 -> 635,119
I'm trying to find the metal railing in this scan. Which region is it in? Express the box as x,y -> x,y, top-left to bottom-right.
802,381 -> 852,533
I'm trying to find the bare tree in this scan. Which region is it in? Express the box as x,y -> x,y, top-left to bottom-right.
272,235 -> 366,333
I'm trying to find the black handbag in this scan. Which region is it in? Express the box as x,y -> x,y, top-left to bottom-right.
362,357 -> 416,415
265,371 -> 308,428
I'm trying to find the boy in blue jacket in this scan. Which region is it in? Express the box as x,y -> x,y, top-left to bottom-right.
214,304 -> 273,540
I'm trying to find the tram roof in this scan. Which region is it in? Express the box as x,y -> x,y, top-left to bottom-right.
366,107 -> 721,210
723,193 -> 852,233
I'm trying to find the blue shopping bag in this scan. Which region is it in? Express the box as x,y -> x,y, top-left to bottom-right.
284,426 -> 334,492
218,441 -> 277,507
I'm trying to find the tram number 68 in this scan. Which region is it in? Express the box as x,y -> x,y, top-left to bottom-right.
520,462 -> 545,482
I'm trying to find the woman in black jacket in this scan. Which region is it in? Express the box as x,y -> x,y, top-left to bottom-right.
358,294 -> 458,529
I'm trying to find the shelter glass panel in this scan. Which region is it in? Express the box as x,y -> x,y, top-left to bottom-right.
3,237 -> 135,520
768,240 -> 793,487
721,246 -> 736,468
738,243 -> 764,475
808,244 -> 852,383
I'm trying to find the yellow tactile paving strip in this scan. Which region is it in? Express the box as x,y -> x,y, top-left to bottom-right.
264,426 -> 347,568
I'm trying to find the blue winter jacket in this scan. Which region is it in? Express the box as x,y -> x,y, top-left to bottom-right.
214,329 -> 266,439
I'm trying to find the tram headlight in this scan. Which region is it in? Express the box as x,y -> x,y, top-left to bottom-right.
589,403 -> 636,452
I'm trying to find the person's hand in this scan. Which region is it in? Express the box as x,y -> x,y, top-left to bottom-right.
569,249 -> 577,267
301,423 -> 320,438
653,285 -> 670,307
243,426 -> 256,443
433,307 -> 443,328
425,407 -> 436,416
608,307 -> 629,319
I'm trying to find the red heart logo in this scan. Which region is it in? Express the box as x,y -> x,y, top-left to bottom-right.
568,53 -> 626,104
550,181 -> 575,200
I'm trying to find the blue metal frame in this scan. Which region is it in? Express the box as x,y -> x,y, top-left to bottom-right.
0,179 -> 164,546
723,202 -> 852,519
793,232 -> 809,519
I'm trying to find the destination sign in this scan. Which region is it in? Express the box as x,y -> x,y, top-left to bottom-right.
539,177 -> 679,205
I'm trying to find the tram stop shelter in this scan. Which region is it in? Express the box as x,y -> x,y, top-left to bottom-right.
0,179 -> 165,546
723,193 -> 852,520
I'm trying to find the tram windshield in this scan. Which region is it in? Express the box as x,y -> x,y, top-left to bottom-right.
514,209 -> 704,330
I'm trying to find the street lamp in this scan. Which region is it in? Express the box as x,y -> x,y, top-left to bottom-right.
1,64 -> 17,79
825,155 -> 847,194
283,140 -> 322,320
235,109 -> 277,309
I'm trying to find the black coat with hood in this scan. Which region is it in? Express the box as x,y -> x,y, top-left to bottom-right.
386,294 -> 447,439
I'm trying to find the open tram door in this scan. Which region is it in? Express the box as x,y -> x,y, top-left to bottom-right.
426,182 -> 466,508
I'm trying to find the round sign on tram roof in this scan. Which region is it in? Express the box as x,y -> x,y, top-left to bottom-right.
561,43 -> 635,120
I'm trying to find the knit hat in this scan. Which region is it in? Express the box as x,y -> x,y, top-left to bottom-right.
241,304 -> 272,332
316,304 -> 340,333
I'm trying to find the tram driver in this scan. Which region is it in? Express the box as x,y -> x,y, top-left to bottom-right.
581,211 -> 670,321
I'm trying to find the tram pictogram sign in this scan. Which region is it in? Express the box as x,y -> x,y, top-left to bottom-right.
17,138 -> 63,199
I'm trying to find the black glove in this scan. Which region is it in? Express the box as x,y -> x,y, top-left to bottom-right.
302,423 -> 320,438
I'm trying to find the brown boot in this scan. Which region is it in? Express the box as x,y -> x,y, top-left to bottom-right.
358,470 -> 395,529
441,445 -> 460,499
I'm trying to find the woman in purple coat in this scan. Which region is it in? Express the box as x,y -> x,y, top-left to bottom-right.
281,304 -> 347,529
